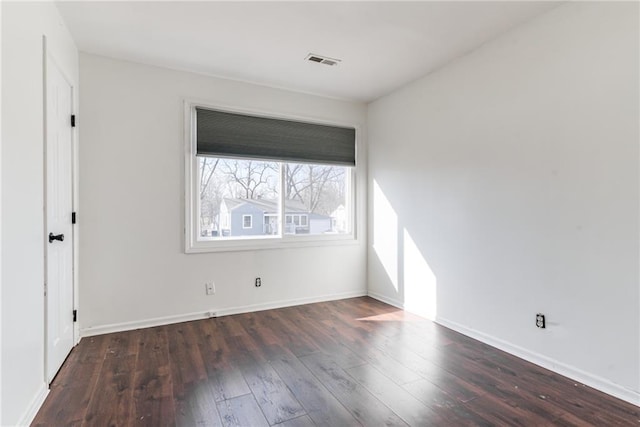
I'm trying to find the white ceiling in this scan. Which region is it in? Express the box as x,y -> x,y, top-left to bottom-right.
56,1 -> 559,102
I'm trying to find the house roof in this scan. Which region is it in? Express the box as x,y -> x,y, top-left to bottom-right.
222,198 -> 247,211
223,198 -> 308,214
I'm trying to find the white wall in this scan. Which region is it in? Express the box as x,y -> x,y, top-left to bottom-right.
78,54 -> 367,334
1,2 -> 78,425
368,2 -> 639,404
0,3 -> 3,423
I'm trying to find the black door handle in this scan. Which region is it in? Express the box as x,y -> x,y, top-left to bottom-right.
49,233 -> 64,243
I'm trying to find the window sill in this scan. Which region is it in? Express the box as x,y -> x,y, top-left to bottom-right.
185,234 -> 358,253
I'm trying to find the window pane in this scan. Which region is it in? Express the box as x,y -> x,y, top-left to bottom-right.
284,162 -> 351,235
198,157 -> 280,239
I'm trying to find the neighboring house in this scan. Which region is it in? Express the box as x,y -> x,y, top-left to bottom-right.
219,198 -> 332,236
307,213 -> 332,235
330,204 -> 347,233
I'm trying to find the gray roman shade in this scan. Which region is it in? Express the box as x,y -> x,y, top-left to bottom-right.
196,107 -> 356,166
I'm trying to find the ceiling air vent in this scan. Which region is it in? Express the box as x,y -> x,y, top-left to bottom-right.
305,53 -> 341,66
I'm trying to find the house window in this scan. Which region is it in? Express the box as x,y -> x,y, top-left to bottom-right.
185,103 -> 357,252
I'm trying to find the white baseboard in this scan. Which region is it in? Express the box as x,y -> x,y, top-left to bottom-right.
17,383 -> 49,426
80,289 -> 367,337
81,289 -> 640,407
367,291 -> 405,310
435,316 -> 640,407
368,291 -> 639,407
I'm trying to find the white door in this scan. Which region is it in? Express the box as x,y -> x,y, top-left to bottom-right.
45,53 -> 74,383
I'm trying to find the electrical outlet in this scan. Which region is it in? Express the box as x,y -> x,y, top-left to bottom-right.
536,313 -> 545,329
205,282 -> 215,295
255,277 -> 262,287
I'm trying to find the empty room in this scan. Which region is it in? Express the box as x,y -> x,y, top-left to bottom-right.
1,1 -> 639,425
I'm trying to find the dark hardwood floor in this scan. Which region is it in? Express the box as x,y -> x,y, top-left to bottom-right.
33,297 -> 638,426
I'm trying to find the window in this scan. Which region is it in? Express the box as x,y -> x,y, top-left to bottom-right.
284,163 -> 348,235
200,158 -> 279,238
185,103 -> 357,252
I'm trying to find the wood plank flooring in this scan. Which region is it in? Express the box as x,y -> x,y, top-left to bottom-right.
33,297 -> 639,426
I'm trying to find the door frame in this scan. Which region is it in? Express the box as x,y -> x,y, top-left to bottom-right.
42,35 -> 80,384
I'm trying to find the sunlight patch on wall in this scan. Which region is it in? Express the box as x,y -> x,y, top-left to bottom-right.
403,228 -> 437,320
372,180 -> 398,290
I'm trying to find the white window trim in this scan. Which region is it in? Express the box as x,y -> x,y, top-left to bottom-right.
184,99 -> 359,253
242,215 -> 252,229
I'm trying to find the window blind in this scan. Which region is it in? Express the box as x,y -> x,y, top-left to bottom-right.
196,107 -> 356,166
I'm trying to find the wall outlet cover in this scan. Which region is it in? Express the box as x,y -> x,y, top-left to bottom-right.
536,313 -> 546,329
205,282 -> 215,295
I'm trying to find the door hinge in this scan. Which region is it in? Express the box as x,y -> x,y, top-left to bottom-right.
73,309 -> 77,322
72,212 -> 77,224
71,115 -> 76,128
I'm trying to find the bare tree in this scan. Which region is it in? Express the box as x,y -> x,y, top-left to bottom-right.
200,157 -> 220,199
221,159 -> 278,199
285,163 -> 345,214
199,157 -> 221,232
